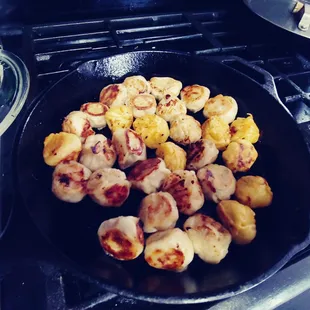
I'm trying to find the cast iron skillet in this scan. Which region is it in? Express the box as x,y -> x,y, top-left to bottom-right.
15,51 -> 310,304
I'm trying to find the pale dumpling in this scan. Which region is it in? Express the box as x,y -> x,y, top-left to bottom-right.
123,75 -> 151,99
150,77 -> 182,101
112,128 -> 147,169
197,164 -> 236,203
184,214 -> 232,264
130,93 -> 156,118
79,134 -> 116,171
170,115 -> 202,145
139,192 -> 179,233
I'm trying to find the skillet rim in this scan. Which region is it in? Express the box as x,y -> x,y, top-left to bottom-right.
13,50 -> 310,304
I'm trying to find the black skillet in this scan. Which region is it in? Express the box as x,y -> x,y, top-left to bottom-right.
15,51 -> 310,304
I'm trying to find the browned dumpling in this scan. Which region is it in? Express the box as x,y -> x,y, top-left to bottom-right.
79,134 -> 117,171
144,228 -> 194,272
87,168 -> 130,207
130,93 -> 156,118
112,128 -> 147,169
99,84 -> 128,107
80,102 -> 109,129
161,170 -> 204,215
62,111 -> 95,142
139,192 -> 179,233
156,94 -> 187,122
184,214 -> 232,264
43,132 -> 82,167
128,158 -> 170,194
52,160 -> 91,203
186,139 -> 219,170
217,200 -> 256,245
98,216 -> 144,260
235,176 -> 273,208
222,139 -> 258,173
181,84 -> 210,113
197,164 -> 236,203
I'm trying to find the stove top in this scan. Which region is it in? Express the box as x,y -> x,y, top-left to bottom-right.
1,3 -> 310,309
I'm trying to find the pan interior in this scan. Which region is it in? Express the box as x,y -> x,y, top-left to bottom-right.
16,52 -> 310,298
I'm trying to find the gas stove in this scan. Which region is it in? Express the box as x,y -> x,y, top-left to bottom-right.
1,2 -> 310,309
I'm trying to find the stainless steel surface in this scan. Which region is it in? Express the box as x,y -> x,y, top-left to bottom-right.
208,254 -> 310,310
244,0 -> 310,38
298,3 -> 310,31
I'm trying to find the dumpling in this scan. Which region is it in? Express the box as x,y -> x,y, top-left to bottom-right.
130,94 -> 156,118
230,114 -> 260,144
203,94 -> 238,124
123,75 -> 151,99
128,158 -> 170,194
201,116 -> 231,151
186,139 -> 219,170
80,102 -> 109,129
133,114 -> 169,149
156,142 -> 187,171
217,200 -> 256,245
79,134 -> 116,171
184,214 -> 231,264
62,111 -> 94,142
99,84 -> 128,107
52,160 -> 91,203
98,216 -> 144,260
222,140 -> 258,173
197,164 -> 236,203
235,176 -> 273,208
112,129 -> 146,169
144,228 -> 194,272
43,132 -> 82,167
150,77 -> 182,101
87,168 -> 131,207
156,94 -> 187,122
180,84 -> 210,113
170,115 -> 202,145
105,105 -> 133,133
161,170 -> 204,215
139,192 -> 179,233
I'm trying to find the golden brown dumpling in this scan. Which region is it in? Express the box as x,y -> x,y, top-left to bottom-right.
201,116 -> 231,151
222,139 -> 258,173
230,114 -> 260,144
133,114 -> 169,149
156,142 -> 186,171
43,132 -> 82,167
235,176 -> 273,208
217,200 -> 256,245
105,105 -> 133,133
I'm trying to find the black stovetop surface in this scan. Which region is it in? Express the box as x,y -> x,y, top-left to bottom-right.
1,2 -> 310,309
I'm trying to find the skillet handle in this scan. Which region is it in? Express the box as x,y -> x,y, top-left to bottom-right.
211,55 -> 282,103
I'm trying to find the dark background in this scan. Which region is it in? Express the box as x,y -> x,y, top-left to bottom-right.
0,0 -> 234,24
